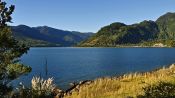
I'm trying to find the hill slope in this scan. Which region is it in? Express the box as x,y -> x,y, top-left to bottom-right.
80,12 -> 175,47
156,12 -> 175,40
12,25 -> 94,47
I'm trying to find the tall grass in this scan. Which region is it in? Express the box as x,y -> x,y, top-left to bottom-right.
31,76 -> 56,96
64,64 -> 175,98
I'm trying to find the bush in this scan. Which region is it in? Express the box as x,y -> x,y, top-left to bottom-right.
0,84 -> 13,97
140,82 -> 175,98
6,63 -> 31,79
31,76 -> 56,97
10,77 -> 57,98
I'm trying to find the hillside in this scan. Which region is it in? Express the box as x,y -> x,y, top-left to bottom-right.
156,12 -> 175,40
12,25 -> 94,47
79,12 -> 175,47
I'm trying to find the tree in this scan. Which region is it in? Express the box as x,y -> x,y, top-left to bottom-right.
169,40 -> 175,47
0,0 -> 29,85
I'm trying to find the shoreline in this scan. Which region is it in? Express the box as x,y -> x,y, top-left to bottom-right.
29,46 -> 174,48
57,63 -> 175,98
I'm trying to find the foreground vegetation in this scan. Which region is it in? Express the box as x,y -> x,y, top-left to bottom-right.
3,64 -> 175,98
64,64 -> 175,98
0,0 -> 31,97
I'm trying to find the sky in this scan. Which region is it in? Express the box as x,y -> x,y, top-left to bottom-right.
5,0 -> 175,32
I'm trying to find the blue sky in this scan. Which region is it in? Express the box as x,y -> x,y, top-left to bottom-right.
6,0 -> 175,32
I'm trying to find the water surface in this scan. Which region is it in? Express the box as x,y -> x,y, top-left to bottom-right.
12,47 -> 175,90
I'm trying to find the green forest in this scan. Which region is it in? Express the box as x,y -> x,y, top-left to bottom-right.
80,12 -> 175,47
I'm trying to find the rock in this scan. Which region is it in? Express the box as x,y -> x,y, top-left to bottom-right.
55,93 -> 62,98
76,85 -> 80,89
86,81 -> 92,85
79,81 -> 83,84
69,82 -> 76,86
170,64 -> 175,69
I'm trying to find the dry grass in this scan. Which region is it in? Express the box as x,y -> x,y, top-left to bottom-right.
31,76 -> 56,95
64,64 -> 175,98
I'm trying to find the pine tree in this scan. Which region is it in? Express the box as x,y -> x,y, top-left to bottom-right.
0,0 -> 29,84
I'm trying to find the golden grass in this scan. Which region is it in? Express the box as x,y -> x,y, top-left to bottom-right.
64,64 -> 175,98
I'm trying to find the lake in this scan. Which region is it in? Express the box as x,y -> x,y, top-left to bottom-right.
11,47 -> 175,90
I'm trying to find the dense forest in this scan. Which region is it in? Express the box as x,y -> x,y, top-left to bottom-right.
79,12 -> 175,47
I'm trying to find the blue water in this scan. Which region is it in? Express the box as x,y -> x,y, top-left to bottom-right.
11,47 -> 175,90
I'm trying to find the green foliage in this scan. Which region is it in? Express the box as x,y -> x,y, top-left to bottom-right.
140,82 -> 175,98
0,1 -> 14,27
80,21 -> 159,47
11,88 -> 55,98
0,27 -> 29,66
0,84 -> 13,97
0,0 -> 29,81
117,21 -> 159,44
156,12 -> 175,40
6,64 -> 31,79
169,40 -> 175,47
0,2 -> 31,98
97,22 -> 126,36
80,12 -> 175,47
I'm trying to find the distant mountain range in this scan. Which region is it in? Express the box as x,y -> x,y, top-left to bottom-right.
11,25 -> 94,47
12,12 -> 175,47
79,12 -> 175,47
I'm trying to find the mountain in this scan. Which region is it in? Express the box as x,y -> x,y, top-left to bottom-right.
79,12 -> 175,47
11,25 -> 94,47
156,12 -> 175,40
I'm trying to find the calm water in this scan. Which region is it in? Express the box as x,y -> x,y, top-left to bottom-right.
11,47 -> 175,90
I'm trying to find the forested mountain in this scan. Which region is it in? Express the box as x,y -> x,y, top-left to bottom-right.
156,12 -> 175,40
11,25 -> 94,47
79,12 -> 175,47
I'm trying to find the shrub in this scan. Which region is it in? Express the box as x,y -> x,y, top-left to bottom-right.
141,81 -> 175,98
7,63 -> 31,79
0,84 -> 13,97
31,76 -> 56,96
10,77 -> 57,98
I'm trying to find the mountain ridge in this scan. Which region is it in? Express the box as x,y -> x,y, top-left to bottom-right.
79,12 -> 175,47
11,25 -> 94,47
